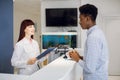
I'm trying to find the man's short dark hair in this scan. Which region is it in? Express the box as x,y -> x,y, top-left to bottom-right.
79,4 -> 98,21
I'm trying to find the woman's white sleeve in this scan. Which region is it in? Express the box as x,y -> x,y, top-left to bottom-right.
11,44 -> 27,68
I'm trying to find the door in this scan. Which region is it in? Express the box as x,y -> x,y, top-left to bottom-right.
104,17 -> 120,75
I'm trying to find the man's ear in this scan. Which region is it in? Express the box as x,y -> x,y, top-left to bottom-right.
86,16 -> 91,21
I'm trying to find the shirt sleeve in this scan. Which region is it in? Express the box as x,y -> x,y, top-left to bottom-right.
78,36 -> 101,74
35,41 -> 40,56
11,44 -> 27,68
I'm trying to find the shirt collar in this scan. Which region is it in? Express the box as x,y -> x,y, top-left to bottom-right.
87,25 -> 98,36
23,37 -> 33,44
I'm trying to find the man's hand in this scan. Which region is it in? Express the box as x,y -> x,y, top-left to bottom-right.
69,50 -> 81,62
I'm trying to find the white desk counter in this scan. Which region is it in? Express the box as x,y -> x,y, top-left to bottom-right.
0,73 -> 28,80
25,56 -> 82,80
0,56 -> 82,80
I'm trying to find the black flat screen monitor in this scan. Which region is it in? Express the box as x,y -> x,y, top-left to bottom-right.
45,8 -> 78,27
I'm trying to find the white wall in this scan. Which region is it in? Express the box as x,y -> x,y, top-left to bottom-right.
14,2 -> 41,48
41,0 -> 81,32
40,0 -> 82,48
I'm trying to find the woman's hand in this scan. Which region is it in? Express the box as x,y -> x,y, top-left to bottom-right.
27,57 -> 37,65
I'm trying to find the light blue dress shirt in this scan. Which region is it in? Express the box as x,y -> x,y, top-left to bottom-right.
78,25 -> 109,80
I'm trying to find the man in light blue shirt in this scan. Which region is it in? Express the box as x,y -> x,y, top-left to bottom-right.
69,4 -> 109,80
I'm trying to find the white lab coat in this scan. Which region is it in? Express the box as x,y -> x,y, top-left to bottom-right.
11,38 -> 44,75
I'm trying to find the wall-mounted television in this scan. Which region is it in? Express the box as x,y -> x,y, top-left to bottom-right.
42,34 -> 77,49
45,8 -> 78,27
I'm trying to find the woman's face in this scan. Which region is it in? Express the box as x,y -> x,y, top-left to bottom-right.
24,25 -> 35,36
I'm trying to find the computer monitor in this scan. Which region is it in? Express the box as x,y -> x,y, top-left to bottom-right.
42,34 -> 77,49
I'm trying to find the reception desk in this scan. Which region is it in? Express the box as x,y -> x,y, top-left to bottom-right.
0,56 -> 82,80
25,56 -> 82,80
0,73 -> 28,80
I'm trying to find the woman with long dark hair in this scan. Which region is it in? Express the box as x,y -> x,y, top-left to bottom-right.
11,19 -> 40,75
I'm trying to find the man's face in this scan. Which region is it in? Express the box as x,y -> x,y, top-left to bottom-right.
79,14 -> 88,29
